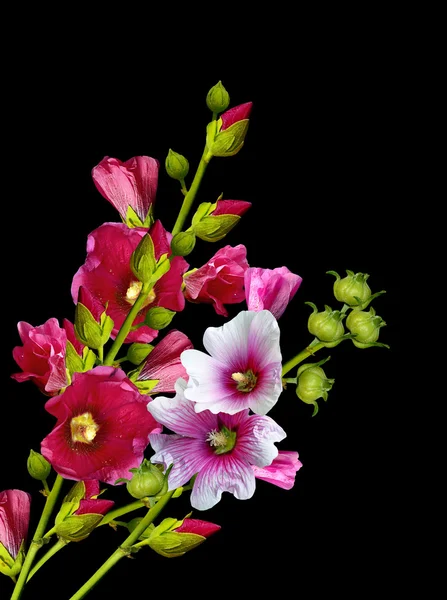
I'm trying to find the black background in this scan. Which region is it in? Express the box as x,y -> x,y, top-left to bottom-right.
2,60 -> 403,597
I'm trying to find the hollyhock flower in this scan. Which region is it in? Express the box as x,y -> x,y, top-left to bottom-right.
220,102 -> 253,130
252,451 -> 302,490
148,378 -> 286,510
146,516 -> 221,557
211,199 -> 251,217
74,480 -> 115,516
0,489 -> 31,577
63,319 -> 84,356
244,266 -> 303,319
71,221 -> 189,344
181,310 -> 282,415
11,318 -> 68,395
137,330 -> 193,394
92,155 -> 159,224
183,244 -> 248,317
174,518 -> 220,537
40,367 -> 161,484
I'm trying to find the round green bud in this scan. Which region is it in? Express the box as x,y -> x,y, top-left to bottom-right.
127,342 -> 153,365
346,307 -> 387,348
126,459 -> 166,499
306,303 -> 345,347
206,80 -> 230,113
27,449 -> 51,481
144,306 -> 176,330
171,231 -> 196,257
296,363 -> 335,416
165,149 -> 189,180
328,270 -> 372,308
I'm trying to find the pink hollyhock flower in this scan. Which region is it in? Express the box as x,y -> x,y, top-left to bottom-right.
174,518 -> 220,537
0,489 -> 31,561
220,102 -> 253,130
41,366 -> 161,484
63,319 -> 84,356
137,330 -> 193,394
244,266 -> 303,319
148,378 -> 286,510
92,156 -> 159,223
74,480 -> 115,516
252,451 -> 302,490
71,221 -> 189,344
183,244 -> 248,317
181,310 -> 282,415
11,318 -> 68,395
211,200 -> 251,217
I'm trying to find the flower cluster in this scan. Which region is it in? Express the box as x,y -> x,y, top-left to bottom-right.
3,80 -> 388,599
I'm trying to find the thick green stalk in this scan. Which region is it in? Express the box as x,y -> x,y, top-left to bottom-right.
68,490 -> 175,600
281,341 -> 326,377
103,283 -> 153,366
11,475 -> 65,600
171,149 -> 212,236
98,499 -> 145,527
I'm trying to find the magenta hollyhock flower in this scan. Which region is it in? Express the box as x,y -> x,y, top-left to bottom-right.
174,518 -> 220,537
0,489 -> 31,561
92,156 -> 159,223
63,319 -> 84,356
11,318 -> 68,395
220,102 -> 253,130
74,480 -> 115,516
211,200 -> 251,217
137,330 -> 193,394
41,366 -> 161,484
147,378 -> 286,510
252,451 -> 302,490
183,244 -> 248,317
181,310 -> 282,416
244,266 -> 303,319
71,221 -> 189,344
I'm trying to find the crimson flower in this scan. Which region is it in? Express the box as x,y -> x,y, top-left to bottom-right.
220,102 -> 253,130
71,221 -> 189,344
41,367 -> 161,484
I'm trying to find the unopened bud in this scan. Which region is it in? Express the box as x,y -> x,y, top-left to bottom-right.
165,149 -> 189,180
346,306 -> 389,349
27,449 -> 51,481
296,359 -> 334,416
206,80 -> 230,113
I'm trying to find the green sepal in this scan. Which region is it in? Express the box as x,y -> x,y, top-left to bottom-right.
133,379 -> 159,395
127,343 -> 154,365
149,253 -> 170,284
210,119 -> 249,157
130,234 -> 157,283
100,312 -> 114,344
0,541 -> 25,578
63,481 -> 87,505
55,501 -> 78,526
65,340 -> 84,376
144,306 -> 176,330
191,202 -> 217,227
74,303 -> 103,349
55,513 -> 103,542
193,214 -> 241,242
125,205 -> 145,228
83,347 -> 97,371
148,528 -> 206,558
205,120 -> 218,152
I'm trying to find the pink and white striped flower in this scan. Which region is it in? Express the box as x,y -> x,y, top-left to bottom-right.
252,451 -> 302,490
147,378 -> 286,510
181,310 -> 282,416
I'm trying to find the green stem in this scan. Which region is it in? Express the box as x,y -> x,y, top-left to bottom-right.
98,345 -> 104,364
69,490 -> 175,600
171,149 -> 212,236
98,499 -> 145,527
103,283 -> 153,366
11,474 -> 65,600
281,340 -> 326,377
42,480 -> 50,496
26,538 -> 68,582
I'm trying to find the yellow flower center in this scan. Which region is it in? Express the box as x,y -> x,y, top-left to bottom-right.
70,412 -> 100,444
231,369 -> 257,392
125,281 -> 156,307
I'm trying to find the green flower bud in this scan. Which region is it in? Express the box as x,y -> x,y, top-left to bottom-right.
327,270 -> 385,310
55,513 -> 103,542
27,449 -> 51,481
130,233 -> 157,284
165,149 -> 189,180
306,302 -> 345,347
346,307 -> 389,349
171,231 -> 196,256
127,343 -> 154,365
144,306 -> 176,330
206,80 -> 230,113
296,359 -> 334,416
126,459 -> 166,499
0,542 -> 25,578
74,303 -> 103,350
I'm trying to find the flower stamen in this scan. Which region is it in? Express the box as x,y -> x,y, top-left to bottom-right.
70,412 -> 100,444
206,426 -> 236,455
231,369 -> 257,392
125,281 -> 156,307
